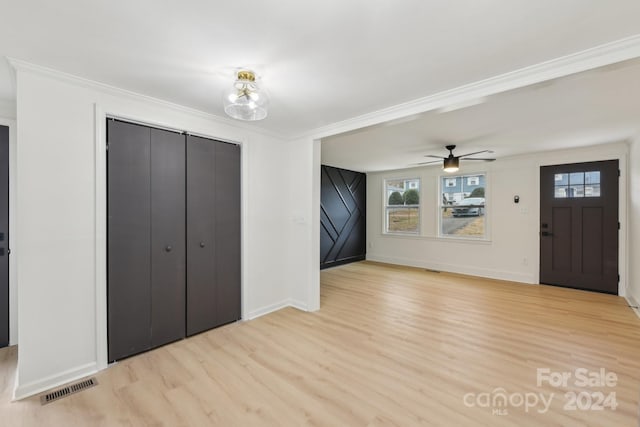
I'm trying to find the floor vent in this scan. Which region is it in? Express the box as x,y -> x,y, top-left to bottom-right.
424,269 -> 441,273
40,378 -> 98,405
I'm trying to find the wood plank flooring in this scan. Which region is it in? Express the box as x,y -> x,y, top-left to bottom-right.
1,261 -> 640,426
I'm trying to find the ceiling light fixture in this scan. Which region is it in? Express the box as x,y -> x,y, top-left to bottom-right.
223,70 -> 268,121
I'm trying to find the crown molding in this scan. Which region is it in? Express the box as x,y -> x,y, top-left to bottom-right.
8,33 -> 640,143
6,57 -> 287,141
297,33 -> 640,141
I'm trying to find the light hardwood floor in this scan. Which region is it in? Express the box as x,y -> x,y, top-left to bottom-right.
1,261 -> 640,426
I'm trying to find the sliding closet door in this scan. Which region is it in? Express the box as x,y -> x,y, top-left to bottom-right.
107,120 -> 152,361
186,136 -> 241,336
150,129 -> 186,348
214,141 -> 241,325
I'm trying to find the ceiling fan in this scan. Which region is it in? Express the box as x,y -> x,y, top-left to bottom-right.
417,145 -> 496,172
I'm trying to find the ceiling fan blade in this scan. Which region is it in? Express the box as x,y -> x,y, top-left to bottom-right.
414,160 -> 442,165
424,155 -> 446,159
462,157 -> 496,161
458,149 -> 493,158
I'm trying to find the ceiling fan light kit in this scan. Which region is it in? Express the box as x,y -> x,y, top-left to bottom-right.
223,70 -> 269,121
443,156 -> 459,173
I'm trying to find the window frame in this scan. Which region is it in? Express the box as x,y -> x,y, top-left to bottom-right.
438,172 -> 489,240
383,177 -> 421,235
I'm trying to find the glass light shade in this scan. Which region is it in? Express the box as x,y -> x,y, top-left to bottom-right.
443,157 -> 459,173
223,70 -> 268,121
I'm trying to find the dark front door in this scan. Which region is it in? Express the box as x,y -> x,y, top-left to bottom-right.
0,125 -> 8,348
540,160 -> 619,294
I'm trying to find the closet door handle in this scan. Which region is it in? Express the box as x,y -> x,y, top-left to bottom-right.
199,242 -> 205,248
165,245 -> 172,252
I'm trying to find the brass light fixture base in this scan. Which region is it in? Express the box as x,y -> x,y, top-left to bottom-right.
237,70 -> 255,82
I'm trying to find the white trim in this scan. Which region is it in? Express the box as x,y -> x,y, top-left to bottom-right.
308,139 -> 321,311
301,34 -> 640,140
366,254 -> 537,284
93,106 -> 248,372
13,362 -> 97,401
7,58 -> 286,142
244,300 -> 291,320
240,136 -> 249,322
0,117 -> 17,346
244,298 -> 310,320
94,105 -> 108,371
625,295 -> 640,319
288,299 -> 309,312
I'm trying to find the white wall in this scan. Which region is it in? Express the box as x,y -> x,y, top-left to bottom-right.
0,99 -> 16,119
367,142 -> 629,290
285,137 -> 320,312
13,66 -> 292,398
628,137 -> 640,304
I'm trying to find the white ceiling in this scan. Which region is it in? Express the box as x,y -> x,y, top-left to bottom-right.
321,59 -> 640,172
1,1 -> 640,136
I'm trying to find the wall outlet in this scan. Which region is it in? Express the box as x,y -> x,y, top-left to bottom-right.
522,257 -> 528,266
368,242 -> 373,249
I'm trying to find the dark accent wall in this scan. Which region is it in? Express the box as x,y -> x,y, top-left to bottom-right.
320,165 -> 366,269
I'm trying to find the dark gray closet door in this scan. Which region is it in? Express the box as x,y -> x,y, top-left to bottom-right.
186,136 -> 241,335
186,136 -> 216,335
0,125 -> 8,348
214,142 -> 241,325
150,129 -> 186,347
107,120 -> 152,361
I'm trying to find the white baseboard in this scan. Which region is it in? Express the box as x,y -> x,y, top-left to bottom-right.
288,299 -> 309,312
366,254 -> 537,284
14,299 -> 314,401
13,362 -> 98,401
625,295 -> 640,319
245,298 -> 311,320
245,300 -> 292,320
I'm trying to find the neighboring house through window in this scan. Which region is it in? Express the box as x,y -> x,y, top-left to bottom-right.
440,173 -> 487,238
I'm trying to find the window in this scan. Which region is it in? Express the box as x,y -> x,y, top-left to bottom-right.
554,171 -> 600,198
440,173 -> 486,238
385,178 -> 420,233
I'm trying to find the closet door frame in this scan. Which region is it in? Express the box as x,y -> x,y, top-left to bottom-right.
95,107 -> 245,371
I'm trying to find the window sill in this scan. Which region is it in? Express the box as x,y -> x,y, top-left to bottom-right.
380,233 -> 492,244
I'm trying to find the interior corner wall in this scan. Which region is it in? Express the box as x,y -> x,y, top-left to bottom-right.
14,68 -> 289,399
367,142 -> 629,288
285,137 -> 320,312
628,137 -> 640,303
